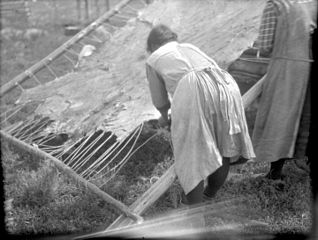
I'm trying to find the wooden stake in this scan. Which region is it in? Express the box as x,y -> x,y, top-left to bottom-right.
242,75 -> 265,108
105,0 -> 110,11
76,0 -> 81,23
84,0 -> 89,22
52,0 -> 57,24
95,0 -> 100,17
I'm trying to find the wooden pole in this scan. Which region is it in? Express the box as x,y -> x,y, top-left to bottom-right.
53,0 -> 57,24
105,0 -> 110,11
107,164 -> 177,230
0,0 -> 133,96
95,0 -> 100,17
76,0 -> 81,23
24,0 -> 30,22
242,75 -> 265,108
84,0 -> 89,22
0,130 -> 143,223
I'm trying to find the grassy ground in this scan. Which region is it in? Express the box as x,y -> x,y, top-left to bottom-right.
2,141 -> 120,236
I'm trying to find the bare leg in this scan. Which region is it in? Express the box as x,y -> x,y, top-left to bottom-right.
183,181 -> 206,230
184,180 -> 204,205
204,157 -> 230,198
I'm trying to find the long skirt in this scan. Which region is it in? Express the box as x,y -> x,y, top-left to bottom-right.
251,0 -> 313,163
171,67 -> 255,194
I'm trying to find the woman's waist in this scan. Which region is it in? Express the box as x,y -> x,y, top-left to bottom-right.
186,65 -> 214,74
184,66 -> 233,85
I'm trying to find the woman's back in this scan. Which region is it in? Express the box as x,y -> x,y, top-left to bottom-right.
147,41 -> 212,95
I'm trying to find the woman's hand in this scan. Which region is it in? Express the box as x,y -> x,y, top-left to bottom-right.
157,103 -> 171,130
158,115 -> 170,128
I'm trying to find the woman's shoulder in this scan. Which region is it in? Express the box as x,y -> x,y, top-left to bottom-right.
178,43 -> 208,57
179,42 -> 202,51
146,41 -> 178,66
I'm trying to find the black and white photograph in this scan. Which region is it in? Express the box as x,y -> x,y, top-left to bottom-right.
1,0 -> 317,239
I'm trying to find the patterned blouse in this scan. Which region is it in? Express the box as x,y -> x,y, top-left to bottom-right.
253,0 -> 278,53
253,0 -> 315,54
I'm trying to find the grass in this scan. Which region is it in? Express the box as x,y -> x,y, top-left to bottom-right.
219,161 -> 312,233
2,141 -> 120,236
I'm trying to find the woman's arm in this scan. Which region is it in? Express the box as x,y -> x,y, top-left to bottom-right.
253,0 -> 278,55
157,103 -> 171,128
146,63 -> 170,106
146,63 -> 171,128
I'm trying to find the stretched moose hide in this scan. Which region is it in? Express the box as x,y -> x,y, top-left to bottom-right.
16,0 -> 265,140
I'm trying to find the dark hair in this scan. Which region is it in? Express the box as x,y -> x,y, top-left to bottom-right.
146,24 -> 178,53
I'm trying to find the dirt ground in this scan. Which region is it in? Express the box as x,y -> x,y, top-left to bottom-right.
13,0 -> 265,140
